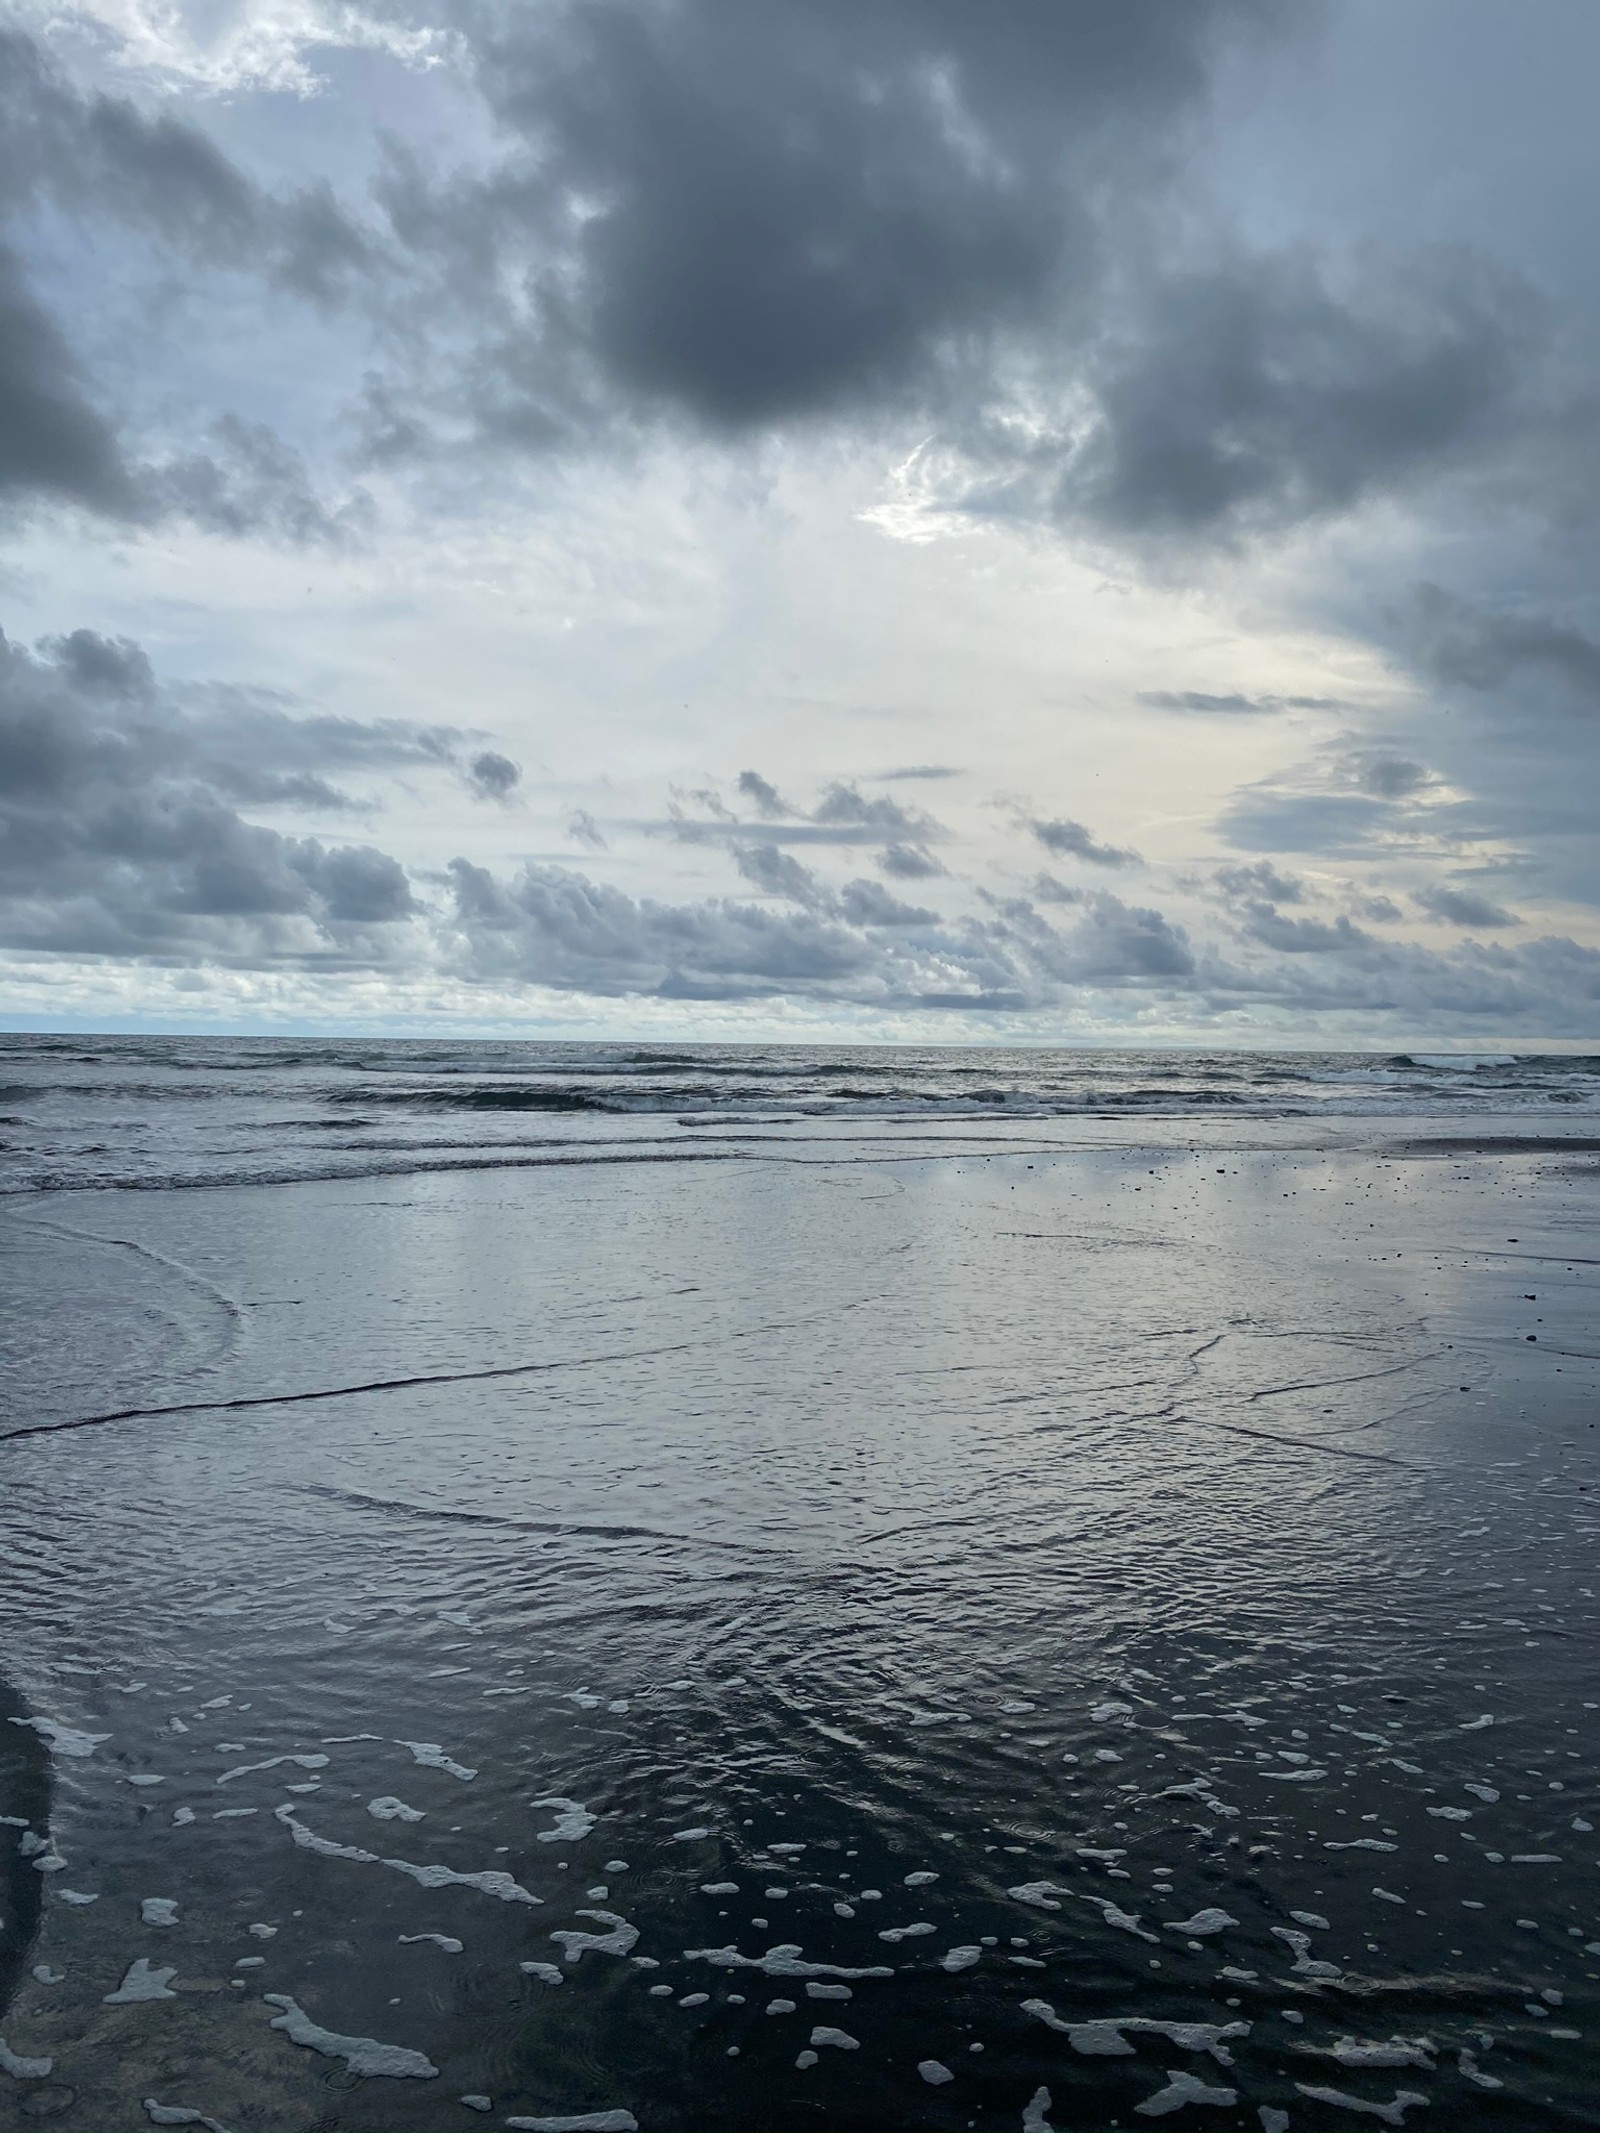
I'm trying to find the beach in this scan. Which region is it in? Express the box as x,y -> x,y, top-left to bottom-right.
1,1041 -> 1598,2130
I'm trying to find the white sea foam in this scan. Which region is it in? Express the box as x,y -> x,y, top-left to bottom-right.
549,1911 -> 639,1962
1136,2071 -> 1237,2116
8,1717 -> 109,1758
396,1741 -> 477,1780
263,1994 -> 438,2078
534,1798 -> 596,1842
274,1805 -> 540,1904
686,1943 -> 892,1979
1294,2084 -> 1427,2124
0,2040 -> 53,2078
105,1959 -> 178,2004
504,2115 -> 637,2132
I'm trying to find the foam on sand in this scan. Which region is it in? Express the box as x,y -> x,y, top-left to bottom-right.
549,1911 -> 639,1962
105,1959 -> 179,2004
503,2114 -> 638,2131
534,1798 -> 597,1842
686,1942 -> 893,1979
1136,2070 -> 1238,2117
0,2039 -> 53,2078
1294,2085 -> 1428,2124
143,2103 -> 232,2132
274,1805 -> 540,1904
263,1994 -> 438,2078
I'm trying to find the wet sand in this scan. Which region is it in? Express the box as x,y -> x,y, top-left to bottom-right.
1,1131 -> 1598,2130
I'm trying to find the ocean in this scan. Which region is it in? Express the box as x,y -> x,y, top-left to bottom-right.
1,1037 -> 1597,2130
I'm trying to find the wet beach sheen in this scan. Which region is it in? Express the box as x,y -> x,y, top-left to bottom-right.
1,1038 -> 1599,2131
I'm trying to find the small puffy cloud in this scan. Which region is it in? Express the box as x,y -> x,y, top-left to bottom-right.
468,749 -> 522,801
1242,906 -> 1371,953
566,807 -> 606,848
878,842 -> 945,879
1025,816 -> 1139,867
733,842 -> 823,903
1414,882 -> 1520,929
838,879 -> 935,927
736,768 -> 788,817
1356,754 -> 1431,799
812,782 -> 933,834
1215,859 -> 1304,904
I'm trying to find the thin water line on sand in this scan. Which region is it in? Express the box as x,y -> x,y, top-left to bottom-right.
0,1298 -> 882,1448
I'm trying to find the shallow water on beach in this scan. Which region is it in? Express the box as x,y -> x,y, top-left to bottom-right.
2,1042 -> 1600,2131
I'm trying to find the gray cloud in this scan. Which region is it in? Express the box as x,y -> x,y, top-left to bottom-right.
1401,582 -> 1600,703
0,28 -> 374,295
469,750 -> 522,802
0,244 -> 138,516
878,842 -> 946,879
837,879 -> 935,928
664,778 -> 943,848
1356,753 -> 1431,798
1215,859 -> 1305,904
0,624 -> 467,960
736,769 -> 788,817
812,782 -> 934,834
732,843 -> 824,904
1414,883 -> 1520,929
566,807 -> 606,848
1056,249 -> 1539,542
1026,816 -> 1139,868
1218,788 -> 1398,857
1241,905 -> 1371,954
423,0 -> 1276,436
1139,690 -> 1342,714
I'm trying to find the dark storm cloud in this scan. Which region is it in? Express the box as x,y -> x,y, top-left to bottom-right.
1025,817 -> 1139,868
1414,883 -> 1521,929
331,1 -> 1600,556
1139,690 -> 1342,714
427,0 -> 1279,434
0,625 -> 475,960
1401,583 -> 1600,705
1057,250 -> 1539,542
0,244 -> 139,517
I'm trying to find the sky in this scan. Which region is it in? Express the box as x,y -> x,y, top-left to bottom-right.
3,0 -> 1600,1044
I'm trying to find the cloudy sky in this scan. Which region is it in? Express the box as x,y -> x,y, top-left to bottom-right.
3,0 -> 1599,1042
